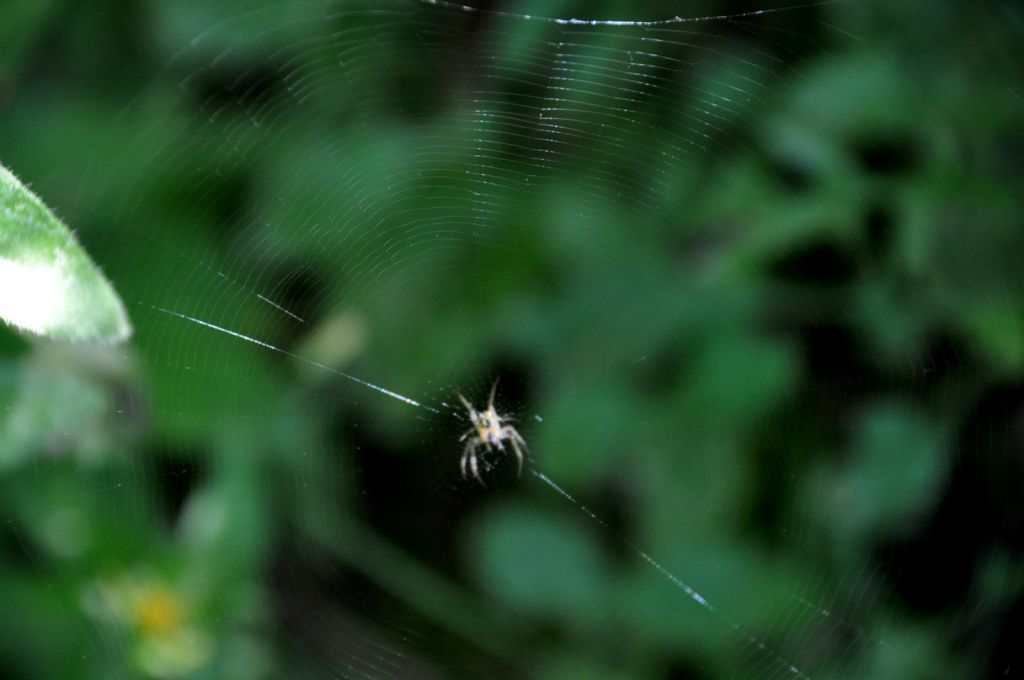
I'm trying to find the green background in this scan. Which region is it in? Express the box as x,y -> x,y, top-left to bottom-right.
1,1 -> 1023,678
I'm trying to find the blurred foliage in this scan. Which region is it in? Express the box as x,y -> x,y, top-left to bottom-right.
1,0 -> 1024,679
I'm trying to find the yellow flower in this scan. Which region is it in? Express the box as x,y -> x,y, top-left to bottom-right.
132,585 -> 183,637
87,573 -> 214,678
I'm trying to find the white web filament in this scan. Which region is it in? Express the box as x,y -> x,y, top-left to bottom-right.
154,306 -> 438,412
532,471 -> 807,679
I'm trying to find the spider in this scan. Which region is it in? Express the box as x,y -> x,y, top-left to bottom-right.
456,380 -> 527,485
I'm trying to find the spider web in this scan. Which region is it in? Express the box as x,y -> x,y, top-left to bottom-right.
2,0 -> 1023,678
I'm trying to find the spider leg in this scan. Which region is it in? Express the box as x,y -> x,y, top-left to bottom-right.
488,378 -> 499,410
460,440 -> 485,485
455,390 -> 474,416
500,425 -> 527,449
498,426 -> 527,475
469,447 -> 484,486
460,440 -> 472,478
509,438 -> 524,476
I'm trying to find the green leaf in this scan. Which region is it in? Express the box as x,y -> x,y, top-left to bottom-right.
831,402 -> 947,543
467,503 -> 611,618
0,163 -> 131,343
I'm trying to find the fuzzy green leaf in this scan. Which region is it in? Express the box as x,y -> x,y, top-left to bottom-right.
0,164 -> 131,343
